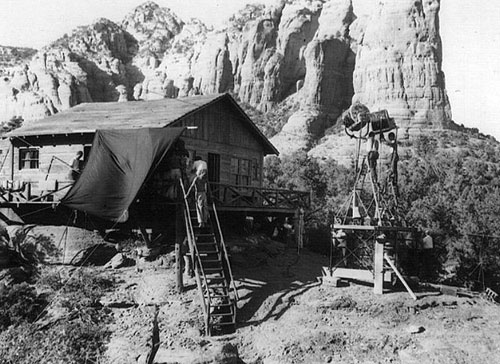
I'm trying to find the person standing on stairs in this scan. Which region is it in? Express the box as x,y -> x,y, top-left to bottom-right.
189,156 -> 209,228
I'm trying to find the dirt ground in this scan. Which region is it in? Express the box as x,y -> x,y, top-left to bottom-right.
96,241 -> 500,364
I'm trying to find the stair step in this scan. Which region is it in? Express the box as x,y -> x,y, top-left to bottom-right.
211,320 -> 236,327
204,273 -> 223,277
206,278 -> 227,285
211,312 -> 234,318
196,237 -> 216,242
199,252 -> 219,257
204,289 -> 229,297
205,284 -> 228,289
212,302 -> 233,308
211,304 -> 234,312
209,297 -> 230,303
201,259 -> 222,263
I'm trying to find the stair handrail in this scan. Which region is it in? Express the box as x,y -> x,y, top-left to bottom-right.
208,184 -> 239,301
179,179 -> 212,333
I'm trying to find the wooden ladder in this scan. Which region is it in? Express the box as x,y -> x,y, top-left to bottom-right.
180,180 -> 238,336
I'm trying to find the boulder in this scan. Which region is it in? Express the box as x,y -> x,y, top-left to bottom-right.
104,253 -> 128,269
70,243 -> 118,266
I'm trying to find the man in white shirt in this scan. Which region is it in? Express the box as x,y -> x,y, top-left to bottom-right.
192,156 -> 208,179
189,156 -> 209,227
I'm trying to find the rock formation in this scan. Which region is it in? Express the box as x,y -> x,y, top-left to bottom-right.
271,0 -> 356,154
352,0 -> 451,132
0,0 -> 453,157
192,32 -> 233,95
0,46 -> 36,72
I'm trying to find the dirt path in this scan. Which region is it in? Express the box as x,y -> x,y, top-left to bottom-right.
101,248 -> 500,364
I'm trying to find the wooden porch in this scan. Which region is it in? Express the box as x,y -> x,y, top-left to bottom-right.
209,182 -> 310,213
0,179 -> 73,204
0,179 -> 311,213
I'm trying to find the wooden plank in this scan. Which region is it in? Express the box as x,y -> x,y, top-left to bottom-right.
374,241 -> 384,295
323,267 -> 392,283
333,224 -> 417,232
175,205 -> 184,293
384,253 -> 417,300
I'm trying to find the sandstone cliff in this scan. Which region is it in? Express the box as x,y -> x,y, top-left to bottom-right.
0,0 -> 453,156
0,46 -> 37,71
352,0 -> 451,132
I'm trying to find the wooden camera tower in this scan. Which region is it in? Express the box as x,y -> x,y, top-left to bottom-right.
325,103 -> 417,299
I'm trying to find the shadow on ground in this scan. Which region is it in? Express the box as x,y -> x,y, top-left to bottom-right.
232,247 -> 327,327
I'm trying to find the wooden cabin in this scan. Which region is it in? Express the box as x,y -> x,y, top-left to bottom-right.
0,93 -> 309,227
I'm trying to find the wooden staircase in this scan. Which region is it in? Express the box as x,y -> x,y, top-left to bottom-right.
180,180 -> 238,336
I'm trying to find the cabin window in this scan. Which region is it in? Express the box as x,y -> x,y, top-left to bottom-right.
19,148 -> 39,170
230,157 -> 251,186
252,159 -> 260,181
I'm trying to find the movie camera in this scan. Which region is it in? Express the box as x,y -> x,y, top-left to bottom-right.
342,103 -> 396,138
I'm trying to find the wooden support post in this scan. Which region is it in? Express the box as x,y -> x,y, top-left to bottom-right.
10,143 -> 14,202
175,204 -> 184,293
374,240 -> 384,295
294,208 -> 304,252
139,226 -> 152,249
384,253 -> 417,300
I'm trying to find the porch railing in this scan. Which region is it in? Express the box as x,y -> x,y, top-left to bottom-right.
209,182 -> 310,210
0,179 -> 73,203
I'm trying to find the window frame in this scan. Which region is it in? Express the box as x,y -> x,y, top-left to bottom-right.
230,157 -> 251,186
19,148 -> 39,170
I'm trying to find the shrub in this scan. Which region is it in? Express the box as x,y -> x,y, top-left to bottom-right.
0,269 -> 113,363
0,320 -> 110,364
57,270 -> 114,313
0,283 -> 47,330
7,225 -> 60,266
261,132 -> 500,289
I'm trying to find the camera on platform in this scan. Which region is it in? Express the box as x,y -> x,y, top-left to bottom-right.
342,103 -> 396,136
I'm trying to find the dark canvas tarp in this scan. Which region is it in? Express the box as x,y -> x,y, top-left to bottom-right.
61,127 -> 185,222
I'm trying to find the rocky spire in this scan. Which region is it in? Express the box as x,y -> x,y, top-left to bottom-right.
352,0 -> 452,133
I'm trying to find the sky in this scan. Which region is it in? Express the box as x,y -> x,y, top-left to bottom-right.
0,0 -> 499,139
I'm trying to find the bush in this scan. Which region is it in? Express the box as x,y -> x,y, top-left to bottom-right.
58,270 -> 114,312
0,269 -> 113,363
0,283 -> 47,330
7,225 -> 60,266
0,320 -> 110,364
306,226 -> 332,255
261,133 -> 500,290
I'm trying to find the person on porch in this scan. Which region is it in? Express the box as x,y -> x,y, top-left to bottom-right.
188,156 -> 209,228
69,151 -> 84,181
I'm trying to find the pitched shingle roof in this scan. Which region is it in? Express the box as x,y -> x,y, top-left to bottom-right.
7,93 -> 278,155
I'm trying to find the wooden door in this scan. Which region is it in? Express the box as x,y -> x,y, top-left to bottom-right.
208,153 -> 220,201
207,153 -> 220,183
